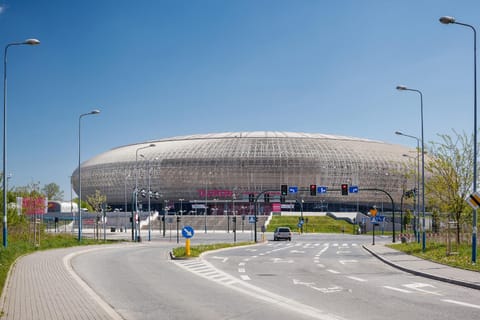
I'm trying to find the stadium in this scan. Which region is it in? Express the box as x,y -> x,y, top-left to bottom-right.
71,131 -> 417,217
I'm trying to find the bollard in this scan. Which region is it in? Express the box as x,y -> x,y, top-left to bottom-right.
186,238 -> 191,256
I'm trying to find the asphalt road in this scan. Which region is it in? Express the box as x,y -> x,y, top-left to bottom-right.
71,233 -> 480,320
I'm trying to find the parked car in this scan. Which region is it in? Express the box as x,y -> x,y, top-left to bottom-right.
274,227 -> 292,241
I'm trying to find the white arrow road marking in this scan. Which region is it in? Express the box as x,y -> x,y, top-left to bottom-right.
442,299 -> 480,309
240,275 -> 251,281
290,250 -> 305,254
271,257 -> 294,263
293,279 -> 316,286
339,260 -> 358,265
211,256 -> 229,263
293,279 -> 343,293
403,283 -> 442,296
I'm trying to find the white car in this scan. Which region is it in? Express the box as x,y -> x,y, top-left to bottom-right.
273,227 -> 292,241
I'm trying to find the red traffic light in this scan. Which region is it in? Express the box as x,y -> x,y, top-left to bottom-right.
310,184 -> 317,196
341,184 -> 348,195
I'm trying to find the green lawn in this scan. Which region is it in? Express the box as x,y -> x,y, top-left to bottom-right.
266,215 -> 354,233
388,241 -> 480,272
0,233 -> 120,297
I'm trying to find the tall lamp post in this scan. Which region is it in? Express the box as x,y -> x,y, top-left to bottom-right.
134,143 -> 155,241
2,38 -> 40,247
396,85 -> 426,252
78,109 -> 100,241
439,16 -> 478,263
396,131 -> 421,242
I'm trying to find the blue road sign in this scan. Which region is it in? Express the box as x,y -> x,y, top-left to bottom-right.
317,186 -> 328,194
349,186 -> 359,193
289,186 -> 298,193
370,216 -> 385,223
248,216 -> 255,224
181,225 -> 195,238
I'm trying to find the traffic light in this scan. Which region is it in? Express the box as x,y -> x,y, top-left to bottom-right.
281,184 -> 288,196
280,195 -> 285,204
341,184 -> 348,195
310,184 -> 317,196
264,193 -> 270,203
140,189 -> 146,198
249,193 -> 255,203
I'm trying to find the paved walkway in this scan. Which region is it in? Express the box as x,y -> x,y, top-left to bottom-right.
0,246 -> 125,320
1,241 -> 479,320
363,244 -> 480,290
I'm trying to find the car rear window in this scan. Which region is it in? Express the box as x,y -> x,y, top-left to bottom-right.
278,228 -> 290,232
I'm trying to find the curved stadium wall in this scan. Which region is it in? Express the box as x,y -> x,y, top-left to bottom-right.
71,132 -> 415,214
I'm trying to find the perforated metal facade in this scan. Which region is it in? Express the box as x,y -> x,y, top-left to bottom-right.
71,132 -> 415,211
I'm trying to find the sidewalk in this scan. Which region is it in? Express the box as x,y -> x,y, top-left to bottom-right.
363,243 -> 480,290
0,245 -> 125,320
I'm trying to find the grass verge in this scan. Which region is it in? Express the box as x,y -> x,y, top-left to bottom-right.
172,241 -> 254,258
267,216 -> 353,233
0,233 -> 121,297
388,241 -> 480,272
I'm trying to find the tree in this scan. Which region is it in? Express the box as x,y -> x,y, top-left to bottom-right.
86,190 -> 107,214
41,183 -> 64,201
425,131 -> 473,243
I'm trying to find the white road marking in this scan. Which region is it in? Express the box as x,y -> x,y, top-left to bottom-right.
327,269 -> 340,274
290,250 -> 305,254
211,256 -> 229,263
346,276 -> 367,282
240,275 -> 251,281
383,286 -> 412,293
176,260 -> 343,319
339,260 -> 358,265
403,283 -> 441,296
238,268 -> 246,273
271,257 -> 294,264
238,262 -> 245,266
293,279 -> 343,294
442,299 -> 480,309
316,264 -> 325,268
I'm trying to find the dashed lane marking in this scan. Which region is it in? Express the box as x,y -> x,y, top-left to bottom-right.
442,299 -> 480,309
383,286 -> 412,293
346,276 -> 367,282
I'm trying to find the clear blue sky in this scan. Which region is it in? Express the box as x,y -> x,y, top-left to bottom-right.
0,0 -> 478,198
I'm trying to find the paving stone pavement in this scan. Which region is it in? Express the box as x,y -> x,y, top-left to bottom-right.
0,246 -> 124,320
363,243 -> 480,290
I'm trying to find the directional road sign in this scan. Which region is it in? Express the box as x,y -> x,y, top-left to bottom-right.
349,186 -> 359,193
181,225 -> 195,238
248,216 -> 256,224
289,186 -> 298,193
317,186 -> 328,194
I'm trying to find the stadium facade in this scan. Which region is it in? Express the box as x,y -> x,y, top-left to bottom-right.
71,132 -> 416,215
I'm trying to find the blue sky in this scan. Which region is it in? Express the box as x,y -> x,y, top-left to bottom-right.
0,0 -> 479,198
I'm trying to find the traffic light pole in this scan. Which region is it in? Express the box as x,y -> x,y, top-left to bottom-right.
253,187 -> 396,243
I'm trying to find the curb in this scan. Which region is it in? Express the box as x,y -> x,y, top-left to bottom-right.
362,245 -> 480,291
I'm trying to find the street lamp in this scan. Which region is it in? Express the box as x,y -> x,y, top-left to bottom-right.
134,143 -> 155,241
3,38 -> 40,247
141,155 -> 158,241
439,15 -> 478,263
396,131 -> 421,242
396,85 -> 426,252
78,109 -> 100,241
